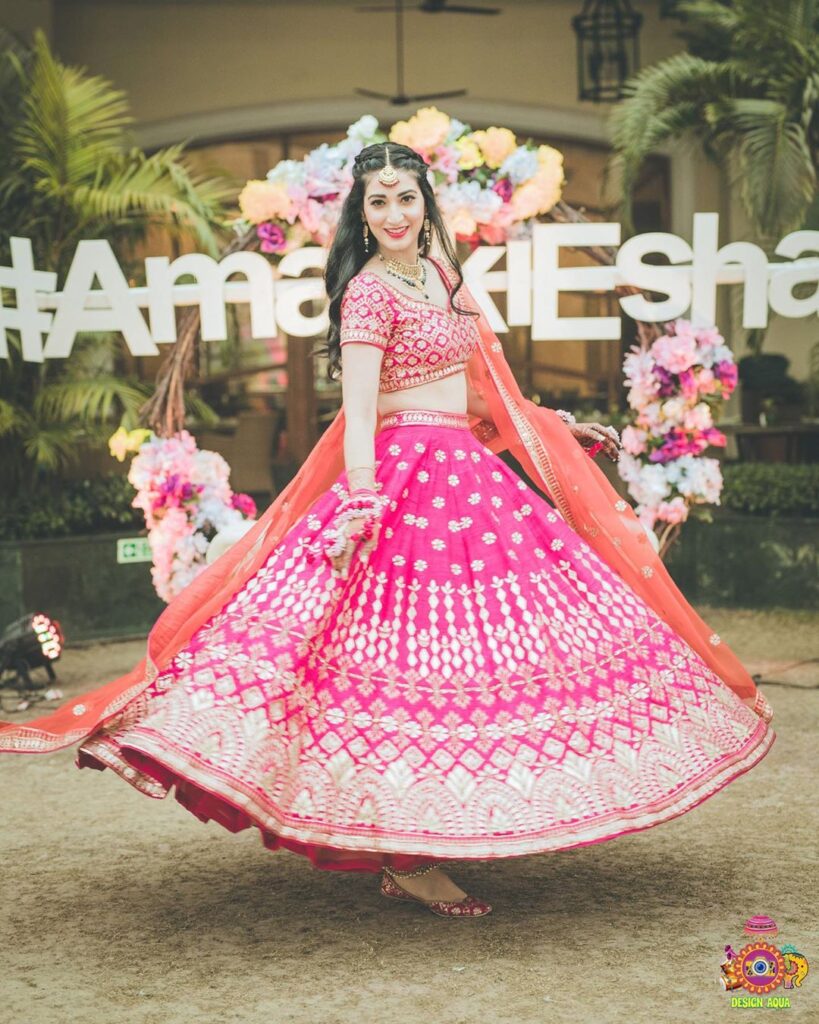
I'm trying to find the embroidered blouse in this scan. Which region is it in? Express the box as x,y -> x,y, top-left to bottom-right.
338,267 -> 479,393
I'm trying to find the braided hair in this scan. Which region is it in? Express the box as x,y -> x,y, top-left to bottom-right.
316,141 -> 475,382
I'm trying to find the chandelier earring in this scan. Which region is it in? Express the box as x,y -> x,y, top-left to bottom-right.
423,217 -> 431,254
362,220 -> 370,253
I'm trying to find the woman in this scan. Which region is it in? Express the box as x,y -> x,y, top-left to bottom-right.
0,143 -> 774,920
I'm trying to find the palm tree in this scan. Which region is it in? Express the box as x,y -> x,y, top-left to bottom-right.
0,29 -> 232,487
610,0 -> 818,243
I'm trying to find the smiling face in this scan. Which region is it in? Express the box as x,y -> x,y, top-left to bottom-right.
361,167 -> 426,263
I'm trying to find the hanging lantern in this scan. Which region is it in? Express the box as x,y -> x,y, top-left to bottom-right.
572,0 -> 643,103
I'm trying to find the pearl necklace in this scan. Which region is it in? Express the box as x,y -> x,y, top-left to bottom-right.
378,253 -> 429,299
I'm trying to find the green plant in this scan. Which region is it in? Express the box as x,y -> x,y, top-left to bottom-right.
0,29 -> 232,487
719,462 -> 819,516
0,28 -> 235,274
0,475 -> 143,541
610,0 -> 818,243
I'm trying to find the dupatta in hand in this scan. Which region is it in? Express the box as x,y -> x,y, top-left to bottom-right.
0,258 -> 772,753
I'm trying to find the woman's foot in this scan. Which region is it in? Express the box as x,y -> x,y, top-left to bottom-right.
380,864 -> 493,917
386,866 -> 468,902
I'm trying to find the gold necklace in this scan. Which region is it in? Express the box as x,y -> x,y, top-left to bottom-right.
378,253 -> 428,298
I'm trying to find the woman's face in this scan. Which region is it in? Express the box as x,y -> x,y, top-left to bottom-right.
362,167 -> 425,262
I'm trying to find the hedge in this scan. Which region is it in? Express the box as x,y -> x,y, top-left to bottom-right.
718,463 -> 819,518
0,477 -> 143,541
1,463 -> 817,542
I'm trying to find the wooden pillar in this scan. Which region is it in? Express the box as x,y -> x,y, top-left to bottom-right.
286,335 -> 317,464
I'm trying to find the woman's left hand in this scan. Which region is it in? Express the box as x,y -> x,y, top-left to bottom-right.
569,421 -> 622,462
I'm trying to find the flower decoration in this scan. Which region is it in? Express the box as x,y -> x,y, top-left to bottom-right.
233,108 -> 565,251
110,428 -> 258,602
617,320 -> 738,541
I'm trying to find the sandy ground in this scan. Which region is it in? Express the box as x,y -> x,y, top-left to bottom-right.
1,606 -> 817,1024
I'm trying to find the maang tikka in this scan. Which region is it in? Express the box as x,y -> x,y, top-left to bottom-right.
378,145 -> 399,187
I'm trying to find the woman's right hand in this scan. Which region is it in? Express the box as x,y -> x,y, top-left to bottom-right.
330,515 -> 381,578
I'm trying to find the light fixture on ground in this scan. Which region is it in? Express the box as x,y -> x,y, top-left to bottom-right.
572,0 -> 643,102
0,613 -> 64,712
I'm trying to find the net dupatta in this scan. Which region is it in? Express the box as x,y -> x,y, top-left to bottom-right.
0,257 -> 771,754
455,264 -> 772,725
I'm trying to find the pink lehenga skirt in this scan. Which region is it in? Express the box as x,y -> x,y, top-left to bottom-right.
77,408 -> 774,873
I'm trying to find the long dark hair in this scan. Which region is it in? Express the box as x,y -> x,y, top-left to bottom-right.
316,141 -> 477,382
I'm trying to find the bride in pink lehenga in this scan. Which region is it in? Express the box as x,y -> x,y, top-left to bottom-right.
0,143 -> 774,919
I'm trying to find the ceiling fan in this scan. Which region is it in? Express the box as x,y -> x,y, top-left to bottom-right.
355,0 -> 499,106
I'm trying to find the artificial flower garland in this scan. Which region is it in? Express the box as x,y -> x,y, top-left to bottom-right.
109,427 -> 257,602
617,319 -> 738,548
236,108 -> 565,251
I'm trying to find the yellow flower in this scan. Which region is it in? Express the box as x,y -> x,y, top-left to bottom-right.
454,136 -> 483,170
238,180 -> 293,225
537,144 -> 564,177
473,127 -> 517,169
447,208 -> 478,238
509,147 -> 564,219
108,427 -> 151,462
108,427 -> 130,462
388,106 -> 451,153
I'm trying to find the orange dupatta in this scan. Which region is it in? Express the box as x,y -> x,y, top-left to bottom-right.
0,258 -> 772,754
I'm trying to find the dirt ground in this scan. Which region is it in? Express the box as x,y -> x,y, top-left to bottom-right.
1,606 -> 817,1024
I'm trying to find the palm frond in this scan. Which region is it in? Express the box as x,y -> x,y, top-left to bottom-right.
15,29 -> 131,195
708,98 -> 816,236
183,392 -> 221,429
0,398 -> 28,437
34,375 -> 151,425
73,145 -> 234,254
609,54 -> 744,228
22,423 -> 84,472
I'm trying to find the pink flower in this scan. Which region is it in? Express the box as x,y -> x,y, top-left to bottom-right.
683,403 -> 714,431
231,492 -> 257,518
621,425 -> 648,455
491,178 -> 513,203
696,325 -> 723,350
696,367 -> 717,394
257,223 -> 287,254
678,368 -> 699,401
651,332 -> 698,374
657,496 -> 689,525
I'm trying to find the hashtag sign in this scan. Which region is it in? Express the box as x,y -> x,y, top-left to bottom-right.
0,237 -> 57,362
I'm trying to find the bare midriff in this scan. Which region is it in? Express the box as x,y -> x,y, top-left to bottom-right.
376,368 -> 468,418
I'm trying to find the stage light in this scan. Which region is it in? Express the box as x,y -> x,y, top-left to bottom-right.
0,613 -> 65,710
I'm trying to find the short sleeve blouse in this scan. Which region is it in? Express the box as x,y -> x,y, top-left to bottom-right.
339,274 -> 397,351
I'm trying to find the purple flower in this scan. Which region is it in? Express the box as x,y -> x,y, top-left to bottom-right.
713,360 -> 738,391
652,364 -> 677,398
257,223 -> 287,254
